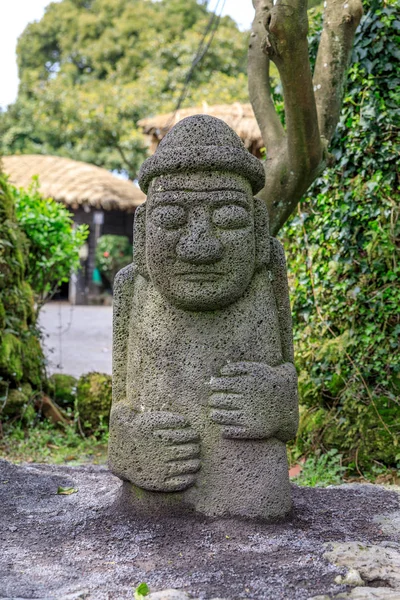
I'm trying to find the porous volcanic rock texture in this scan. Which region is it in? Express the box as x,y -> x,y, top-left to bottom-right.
110,115 -> 299,520
1,461 -> 399,600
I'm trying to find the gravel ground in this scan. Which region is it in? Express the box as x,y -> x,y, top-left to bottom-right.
39,302 -> 112,377
1,460 -> 399,600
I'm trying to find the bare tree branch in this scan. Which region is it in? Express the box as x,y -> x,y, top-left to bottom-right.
314,0 -> 363,142
248,0 -> 362,235
252,0 -> 323,235
248,0 -> 284,152
264,0 -> 321,174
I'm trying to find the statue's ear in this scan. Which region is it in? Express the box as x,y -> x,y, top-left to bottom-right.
254,197 -> 270,270
132,203 -> 149,279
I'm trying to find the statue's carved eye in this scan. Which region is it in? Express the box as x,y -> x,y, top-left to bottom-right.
212,205 -> 250,229
151,205 -> 187,230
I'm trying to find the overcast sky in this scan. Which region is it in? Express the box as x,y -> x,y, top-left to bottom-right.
0,0 -> 254,109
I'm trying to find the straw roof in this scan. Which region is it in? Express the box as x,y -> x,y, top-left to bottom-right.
138,103 -> 263,155
2,154 -> 145,212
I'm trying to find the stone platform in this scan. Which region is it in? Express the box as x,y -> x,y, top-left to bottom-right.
0,460 -> 399,600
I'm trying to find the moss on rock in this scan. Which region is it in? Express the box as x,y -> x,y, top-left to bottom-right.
0,299 -> 5,331
1,383 -> 33,418
76,372 -> 112,434
0,175 -> 45,417
0,333 -> 24,383
22,333 -> 45,388
48,374 -> 78,409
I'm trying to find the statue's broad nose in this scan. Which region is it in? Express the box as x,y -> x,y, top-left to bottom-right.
176,216 -> 223,265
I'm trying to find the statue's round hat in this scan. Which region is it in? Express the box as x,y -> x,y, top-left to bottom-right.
138,114 -> 265,195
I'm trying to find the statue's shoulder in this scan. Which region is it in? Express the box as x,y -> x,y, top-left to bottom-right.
269,236 -> 286,266
113,263 -> 139,301
262,237 -> 289,292
114,262 -> 136,285
114,262 -> 150,304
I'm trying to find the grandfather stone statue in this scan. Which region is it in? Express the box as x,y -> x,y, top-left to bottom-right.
109,115 -> 299,520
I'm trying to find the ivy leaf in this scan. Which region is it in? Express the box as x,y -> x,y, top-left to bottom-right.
57,486 -> 78,495
134,583 -> 150,599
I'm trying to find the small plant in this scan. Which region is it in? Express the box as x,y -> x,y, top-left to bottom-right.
95,235 -> 132,289
294,449 -> 346,487
134,583 -> 150,599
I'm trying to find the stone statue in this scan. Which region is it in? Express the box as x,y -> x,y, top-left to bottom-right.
108,115 -> 299,520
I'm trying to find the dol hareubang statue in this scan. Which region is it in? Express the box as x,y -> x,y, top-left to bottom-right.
108,115 -> 299,520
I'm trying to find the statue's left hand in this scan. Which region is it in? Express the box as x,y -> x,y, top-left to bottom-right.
208,361 -> 298,441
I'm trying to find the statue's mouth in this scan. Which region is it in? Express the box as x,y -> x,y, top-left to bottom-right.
175,271 -> 223,282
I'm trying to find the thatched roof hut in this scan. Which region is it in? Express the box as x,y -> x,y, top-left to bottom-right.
2,154 -> 145,304
138,103 -> 264,157
2,154 -> 145,212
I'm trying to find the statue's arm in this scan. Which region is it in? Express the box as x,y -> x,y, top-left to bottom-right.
270,237 -> 299,441
209,240 -> 299,442
270,237 -> 294,364
109,264 -> 201,491
112,263 -> 136,406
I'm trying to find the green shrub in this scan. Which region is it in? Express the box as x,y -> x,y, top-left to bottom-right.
283,0 -> 400,472
48,374 -> 78,409
95,234 -> 132,289
13,176 -> 88,305
2,173 -> 87,423
76,372 -> 112,435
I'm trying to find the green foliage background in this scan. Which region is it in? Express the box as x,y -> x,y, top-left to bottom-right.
14,178 -> 88,305
283,0 -> 400,472
0,0 -> 249,179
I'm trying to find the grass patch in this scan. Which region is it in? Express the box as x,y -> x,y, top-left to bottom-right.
292,448 -> 400,487
293,449 -> 345,487
1,419 -> 398,487
0,419 -> 108,465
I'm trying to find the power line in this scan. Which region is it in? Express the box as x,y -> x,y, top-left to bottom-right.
166,0 -> 227,128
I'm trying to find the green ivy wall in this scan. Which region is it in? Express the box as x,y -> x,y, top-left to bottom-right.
284,0 -> 400,471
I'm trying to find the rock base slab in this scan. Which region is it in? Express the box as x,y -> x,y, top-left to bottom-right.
0,461 -> 399,600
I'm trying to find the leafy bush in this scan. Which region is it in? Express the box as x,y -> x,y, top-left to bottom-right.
95,234 -> 132,288
0,175 -> 45,400
13,177 -> 88,305
283,0 -> 400,473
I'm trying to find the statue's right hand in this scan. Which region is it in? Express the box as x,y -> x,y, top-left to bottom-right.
109,408 -> 201,492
